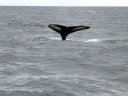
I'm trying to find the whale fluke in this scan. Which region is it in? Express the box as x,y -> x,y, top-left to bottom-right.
48,24 -> 90,41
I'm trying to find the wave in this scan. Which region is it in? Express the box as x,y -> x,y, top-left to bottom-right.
49,37 -> 128,43
8,21 -> 45,27
0,90 -> 75,96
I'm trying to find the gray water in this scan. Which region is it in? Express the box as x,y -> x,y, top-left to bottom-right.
0,7 -> 128,96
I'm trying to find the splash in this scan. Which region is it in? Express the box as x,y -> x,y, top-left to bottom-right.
49,37 -> 128,43
50,38 -> 103,43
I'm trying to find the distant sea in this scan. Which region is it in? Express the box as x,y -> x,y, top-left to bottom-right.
0,6 -> 128,96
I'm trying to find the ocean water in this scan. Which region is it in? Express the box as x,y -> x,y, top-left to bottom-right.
0,6 -> 128,96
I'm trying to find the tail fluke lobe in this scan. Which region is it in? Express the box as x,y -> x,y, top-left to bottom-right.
48,24 -> 67,33
68,26 -> 90,33
48,24 -> 90,41
48,24 -> 68,40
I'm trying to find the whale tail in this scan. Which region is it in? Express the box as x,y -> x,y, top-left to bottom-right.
48,24 -> 90,41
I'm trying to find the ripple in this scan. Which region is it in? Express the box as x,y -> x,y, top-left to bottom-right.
0,90 -> 75,96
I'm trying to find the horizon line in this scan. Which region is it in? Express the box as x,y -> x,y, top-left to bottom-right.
0,5 -> 128,7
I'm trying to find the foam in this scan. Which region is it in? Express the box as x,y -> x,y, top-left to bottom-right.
49,37 -> 128,43
50,38 -> 103,43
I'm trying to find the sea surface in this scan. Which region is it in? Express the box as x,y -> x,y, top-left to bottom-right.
0,6 -> 128,96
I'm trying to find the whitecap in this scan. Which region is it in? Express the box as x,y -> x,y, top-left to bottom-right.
89,11 -> 97,13
50,38 -> 61,40
84,39 -> 102,42
17,30 -> 23,32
